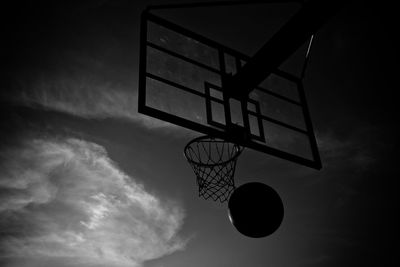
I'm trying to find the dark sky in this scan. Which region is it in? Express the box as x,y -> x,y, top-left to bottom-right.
0,1 -> 398,267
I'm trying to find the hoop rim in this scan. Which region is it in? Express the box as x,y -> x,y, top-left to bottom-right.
183,135 -> 243,167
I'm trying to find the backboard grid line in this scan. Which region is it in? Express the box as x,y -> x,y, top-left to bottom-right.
146,73 -> 207,99
147,41 -> 221,74
255,86 -> 302,106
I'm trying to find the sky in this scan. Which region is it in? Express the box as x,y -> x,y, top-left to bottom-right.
0,1 -> 398,267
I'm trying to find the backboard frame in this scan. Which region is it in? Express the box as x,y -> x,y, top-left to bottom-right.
138,10 -> 322,169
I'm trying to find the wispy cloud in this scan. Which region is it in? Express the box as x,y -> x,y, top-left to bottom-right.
13,67 -> 178,130
316,126 -> 377,173
0,138 -> 187,267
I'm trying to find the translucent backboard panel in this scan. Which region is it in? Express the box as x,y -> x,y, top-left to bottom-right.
139,11 -> 321,169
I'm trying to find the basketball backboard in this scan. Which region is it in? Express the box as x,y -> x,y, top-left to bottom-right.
138,1 -> 343,170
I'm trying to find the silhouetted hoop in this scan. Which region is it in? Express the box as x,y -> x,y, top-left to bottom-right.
184,135 -> 243,202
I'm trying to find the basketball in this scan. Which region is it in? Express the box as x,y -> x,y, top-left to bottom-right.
228,182 -> 284,238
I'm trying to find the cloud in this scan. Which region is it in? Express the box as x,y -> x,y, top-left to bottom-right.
294,126 -> 382,210
0,138 -> 187,267
11,65 -> 178,131
317,128 -> 376,171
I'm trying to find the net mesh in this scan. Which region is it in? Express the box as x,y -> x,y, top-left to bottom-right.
184,136 -> 243,202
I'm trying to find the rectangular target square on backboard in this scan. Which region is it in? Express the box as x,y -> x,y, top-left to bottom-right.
246,98 -> 265,142
204,82 -> 226,129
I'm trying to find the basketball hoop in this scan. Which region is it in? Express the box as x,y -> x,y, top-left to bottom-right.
184,136 -> 243,202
